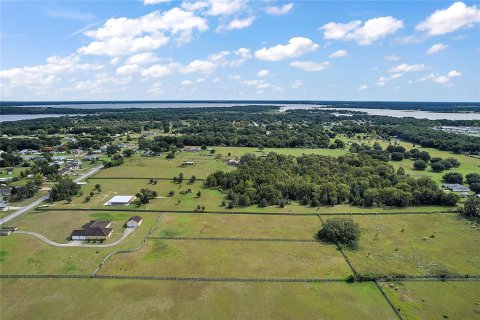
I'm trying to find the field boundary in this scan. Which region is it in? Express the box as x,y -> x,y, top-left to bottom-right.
35,207 -> 459,216
147,236 -> 317,242
374,280 -> 404,320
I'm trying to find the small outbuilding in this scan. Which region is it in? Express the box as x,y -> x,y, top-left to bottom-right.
104,195 -> 135,206
126,216 -> 143,228
182,161 -> 195,166
443,184 -> 470,193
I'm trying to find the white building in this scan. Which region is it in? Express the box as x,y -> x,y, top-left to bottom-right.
126,216 -> 143,228
104,195 -> 135,206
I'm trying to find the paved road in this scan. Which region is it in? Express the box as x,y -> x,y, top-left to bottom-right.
13,227 -> 135,247
0,165 -> 103,226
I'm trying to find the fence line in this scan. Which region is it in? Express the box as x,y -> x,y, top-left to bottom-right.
35,207 -> 459,217
89,177 -> 206,181
147,236 -> 317,242
374,280 -> 404,320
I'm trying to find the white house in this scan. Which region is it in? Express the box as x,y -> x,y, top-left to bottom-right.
104,195 -> 135,206
126,216 -> 143,228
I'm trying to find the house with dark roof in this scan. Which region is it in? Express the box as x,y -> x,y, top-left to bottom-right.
126,216 -> 143,228
71,220 -> 113,241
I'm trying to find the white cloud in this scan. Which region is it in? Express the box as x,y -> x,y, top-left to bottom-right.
126,52 -> 159,64
384,54 -> 400,61
359,84 -> 368,90
116,64 -> 140,75
79,7 -> 208,56
388,63 -> 426,73
426,43 -> 448,54
416,2 -> 480,36
206,0 -> 247,16
219,16 -> 255,32
321,16 -> 403,45
141,63 -> 180,77
255,37 -> 319,61
377,73 -> 402,86
448,70 -> 462,77
265,3 -> 294,15
182,59 -> 217,73
147,82 -> 164,93
257,69 -> 270,77
181,79 -> 193,85
329,49 -> 348,58
290,61 -> 330,72
241,79 -> 272,90
234,48 -> 251,59
432,75 -> 450,83
144,0 -> 171,5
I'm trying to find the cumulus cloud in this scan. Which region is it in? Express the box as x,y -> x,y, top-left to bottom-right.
78,7 -> 208,56
141,62 -> 181,77
448,70 -> 462,77
218,16 -> 255,32
426,43 -> 448,54
206,0 -> 247,16
265,3 -> 294,15
290,80 -> 303,89
257,69 -> 269,77
329,49 -> 348,58
377,73 -> 402,86
388,63 -> 426,73
241,79 -> 272,90
417,70 -> 461,84
125,52 -> 159,65
359,84 -> 368,90
290,61 -> 330,72
116,64 -> 140,75
320,16 -> 403,45
416,2 -> 480,35
255,37 -> 319,61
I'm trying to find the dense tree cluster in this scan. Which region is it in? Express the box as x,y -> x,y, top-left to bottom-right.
49,178 -> 80,202
135,189 -> 157,204
317,218 -> 360,248
206,153 -> 458,208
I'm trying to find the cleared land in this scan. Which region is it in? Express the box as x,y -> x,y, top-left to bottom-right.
380,281 -> 480,320
97,239 -> 352,279
153,213 -> 321,239
0,279 -> 397,320
0,212 -> 160,275
340,213 -> 480,276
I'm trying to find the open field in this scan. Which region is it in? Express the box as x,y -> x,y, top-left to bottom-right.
153,213 -> 321,239
97,239 -> 352,278
0,212 -> 160,275
380,281 -> 480,320
340,213 -> 480,276
0,279 -> 396,320
46,177 -> 456,214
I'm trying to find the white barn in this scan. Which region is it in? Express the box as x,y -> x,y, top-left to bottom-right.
104,195 -> 135,206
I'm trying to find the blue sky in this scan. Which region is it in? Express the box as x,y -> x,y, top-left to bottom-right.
1,0 -> 479,101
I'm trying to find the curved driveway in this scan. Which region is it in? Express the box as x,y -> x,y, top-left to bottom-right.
13,227 -> 135,247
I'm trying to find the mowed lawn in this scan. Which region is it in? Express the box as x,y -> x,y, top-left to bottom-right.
380,281 -> 480,320
0,213 -> 161,275
0,279 -> 397,320
98,239 -> 352,279
47,177 -> 456,214
340,214 -> 480,277
154,213 -> 321,239
13,210 -> 134,243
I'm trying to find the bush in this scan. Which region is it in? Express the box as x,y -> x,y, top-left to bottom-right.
431,161 -> 446,172
413,159 -> 428,171
317,218 -> 360,248
49,178 -> 81,202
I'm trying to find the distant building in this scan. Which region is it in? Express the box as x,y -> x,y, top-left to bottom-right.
183,161 -> 195,166
84,155 -> 98,161
184,147 -> 202,152
104,195 -> 135,206
71,220 -> 113,241
443,184 -> 470,193
227,159 -> 239,166
0,197 -> 9,211
126,216 -> 143,228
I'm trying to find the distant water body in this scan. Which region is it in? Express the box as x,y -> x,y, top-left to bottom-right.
2,102 -> 480,121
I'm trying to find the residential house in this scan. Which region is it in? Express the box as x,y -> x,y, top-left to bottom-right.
71,220 -> 113,241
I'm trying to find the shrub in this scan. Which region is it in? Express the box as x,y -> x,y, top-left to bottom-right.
317,218 -> 360,248
462,198 -> 480,219
442,172 -> 463,184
